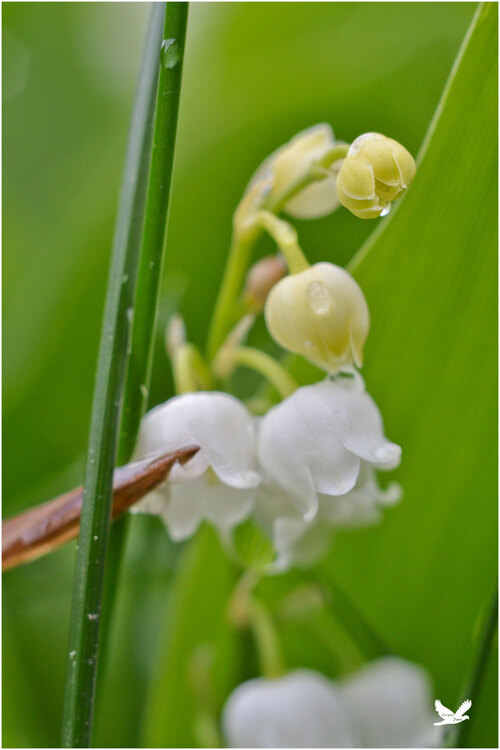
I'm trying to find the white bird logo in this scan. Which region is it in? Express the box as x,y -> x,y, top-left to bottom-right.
433,699 -> 472,725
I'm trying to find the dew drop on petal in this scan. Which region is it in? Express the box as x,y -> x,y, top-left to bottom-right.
380,204 -> 391,217
306,281 -> 332,315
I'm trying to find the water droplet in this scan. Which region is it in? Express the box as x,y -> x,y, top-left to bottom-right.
140,384 -> 149,398
306,281 -> 332,315
69,650 -> 76,659
160,38 -> 181,69
380,204 -> 391,217
87,613 -> 99,621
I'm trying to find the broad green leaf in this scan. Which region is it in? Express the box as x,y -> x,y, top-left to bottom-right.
316,5 -> 497,747
141,525 -> 239,747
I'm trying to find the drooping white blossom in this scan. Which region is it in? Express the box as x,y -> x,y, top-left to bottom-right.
257,374 -> 401,521
132,375 -> 400,565
222,669 -> 352,748
255,463 -> 401,571
132,392 -> 260,540
342,657 -> 442,748
222,659 -> 441,748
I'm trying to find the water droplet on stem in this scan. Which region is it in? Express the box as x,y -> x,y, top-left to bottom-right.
160,38 -> 181,69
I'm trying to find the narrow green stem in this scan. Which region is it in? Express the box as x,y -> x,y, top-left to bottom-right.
224,346 -> 298,399
309,616 -> 364,677
103,5 -> 188,683
253,211 -> 309,273
250,599 -> 286,679
98,0 -> 166,679
206,234 -> 254,360
206,145 -> 348,360
61,6 -> 170,747
194,712 -> 222,749
173,343 -> 214,394
119,2 -> 189,455
317,143 -> 350,168
61,5 -> 188,747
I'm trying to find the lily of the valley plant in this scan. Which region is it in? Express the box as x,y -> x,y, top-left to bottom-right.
131,125 -> 429,746
134,125 -> 411,572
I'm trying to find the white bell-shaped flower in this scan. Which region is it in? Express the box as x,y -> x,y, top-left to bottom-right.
222,669 -> 352,748
259,463 -> 401,571
132,392 -> 260,540
341,657 -> 442,748
257,375 -> 401,520
248,124 -> 343,220
222,659 -> 440,748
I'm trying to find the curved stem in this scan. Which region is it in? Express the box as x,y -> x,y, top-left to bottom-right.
173,343 -> 214,394
223,346 -> 298,399
253,211 -> 309,274
265,143 -> 349,214
206,145 -> 349,361
250,599 -> 286,679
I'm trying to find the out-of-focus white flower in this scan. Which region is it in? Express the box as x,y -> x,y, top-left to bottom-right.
222,669 -> 352,748
256,464 -> 401,571
342,657 -> 442,748
222,659 -> 441,749
237,124 -> 343,229
132,392 -> 260,540
264,262 -> 369,373
257,375 -> 401,521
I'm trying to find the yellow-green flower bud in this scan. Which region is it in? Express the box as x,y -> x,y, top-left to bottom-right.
246,124 -> 343,220
264,262 -> 369,373
336,133 -> 415,219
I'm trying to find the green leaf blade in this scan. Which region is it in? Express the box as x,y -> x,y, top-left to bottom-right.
320,5 -> 497,746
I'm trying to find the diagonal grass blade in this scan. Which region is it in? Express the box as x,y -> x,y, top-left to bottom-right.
61,3 -> 188,746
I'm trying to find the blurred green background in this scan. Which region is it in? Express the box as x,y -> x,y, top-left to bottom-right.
3,3 -> 496,748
